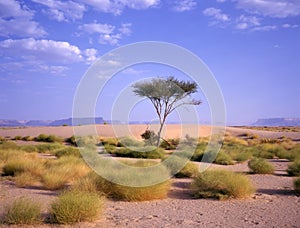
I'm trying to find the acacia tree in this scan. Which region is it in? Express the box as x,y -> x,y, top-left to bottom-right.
132,76 -> 201,147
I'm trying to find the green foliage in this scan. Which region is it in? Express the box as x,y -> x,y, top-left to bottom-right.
163,155 -> 198,178
118,136 -> 144,147
191,170 -> 255,200
114,147 -> 165,159
50,191 -> 103,224
141,130 -> 158,146
248,158 -> 274,174
294,178 -> 300,193
0,141 -> 18,150
65,135 -> 77,146
2,160 -> 27,176
3,198 -> 41,225
160,138 -> 179,150
21,136 -> 33,141
35,134 -> 63,143
55,147 -> 81,158
287,161 -> 300,176
13,135 -> 22,140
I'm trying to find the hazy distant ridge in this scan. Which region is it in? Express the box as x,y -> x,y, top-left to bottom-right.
252,118 -> 300,126
0,117 -> 104,127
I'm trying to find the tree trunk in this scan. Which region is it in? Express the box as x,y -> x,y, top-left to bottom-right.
156,121 -> 165,147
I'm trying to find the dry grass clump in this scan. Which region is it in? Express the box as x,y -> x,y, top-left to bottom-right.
163,155 -> 198,178
2,198 -> 42,225
191,170 -> 255,200
287,160 -> 300,176
294,178 -> 300,193
50,191 -> 103,224
35,134 -> 63,143
248,158 -> 274,174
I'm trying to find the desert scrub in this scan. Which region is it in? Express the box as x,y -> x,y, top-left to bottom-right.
114,147 -> 165,159
35,134 -> 63,143
50,191 -> 103,224
287,160 -> 300,176
163,155 -> 198,178
294,178 -> 300,193
248,158 -> 274,174
191,170 -> 255,200
54,147 -> 81,158
2,198 -> 41,225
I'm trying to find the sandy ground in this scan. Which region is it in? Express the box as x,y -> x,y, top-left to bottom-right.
1,125 -> 300,141
0,126 -> 299,227
0,160 -> 299,228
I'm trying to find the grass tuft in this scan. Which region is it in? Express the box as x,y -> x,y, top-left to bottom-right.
191,170 -> 255,200
287,160 -> 300,176
2,198 -> 41,225
50,191 -> 103,224
248,158 -> 274,174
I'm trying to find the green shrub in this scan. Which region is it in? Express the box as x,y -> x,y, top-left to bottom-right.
22,136 -> 33,141
2,160 -> 27,176
160,138 -> 179,150
50,191 -> 103,224
248,158 -> 274,174
65,135 -> 77,146
3,198 -> 41,225
55,147 -> 81,158
114,147 -> 165,159
118,136 -> 143,147
214,152 -> 234,165
0,141 -> 18,150
163,155 -> 198,178
100,137 -> 119,146
13,135 -> 22,140
287,161 -> 300,176
294,178 -> 300,193
103,144 -> 117,154
191,170 -> 255,200
35,134 -> 63,143
14,172 -> 41,188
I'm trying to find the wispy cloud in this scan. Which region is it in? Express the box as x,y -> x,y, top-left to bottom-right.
0,0 -> 46,37
0,38 -> 98,70
203,7 -> 230,22
235,0 -> 300,18
172,0 -> 197,12
78,0 -> 160,15
235,14 -> 261,30
79,22 -> 132,45
252,25 -> 277,31
31,0 -> 86,22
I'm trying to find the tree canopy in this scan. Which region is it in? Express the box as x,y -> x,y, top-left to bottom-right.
132,76 -> 201,146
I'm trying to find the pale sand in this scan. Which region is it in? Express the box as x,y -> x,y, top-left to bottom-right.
0,160 -> 299,227
1,125 -> 300,140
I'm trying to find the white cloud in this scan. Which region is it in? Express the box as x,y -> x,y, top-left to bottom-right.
216,0 -> 226,2
252,25 -> 277,31
235,0 -> 300,18
31,0 -> 86,21
79,23 -> 115,34
235,14 -> 260,29
84,48 -> 98,64
79,22 -> 132,45
282,23 -> 299,28
0,38 -> 98,64
0,0 -> 46,37
203,7 -> 230,21
173,0 -> 197,12
79,0 -> 160,15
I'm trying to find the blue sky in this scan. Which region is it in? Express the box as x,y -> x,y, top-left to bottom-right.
0,0 -> 299,125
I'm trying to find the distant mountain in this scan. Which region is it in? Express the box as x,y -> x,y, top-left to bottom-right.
0,117 -> 104,127
252,118 -> 300,126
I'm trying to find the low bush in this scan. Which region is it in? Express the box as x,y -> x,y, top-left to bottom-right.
248,158 -> 274,174
160,138 -> 179,150
22,136 -> 33,141
114,147 -> 165,159
118,136 -> 144,147
287,161 -> 300,176
2,198 -> 41,225
50,191 -> 103,224
294,178 -> 300,193
35,134 -> 63,143
55,147 -> 81,158
191,170 -> 255,200
65,135 -> 77,146
14,172 -> 41,188
214,151 -> 235,165
13,135 -> 22,140
2,160 -> 27,176
163,155 -> 198,178
100,137 -> 119,146
0,141 -> 18,150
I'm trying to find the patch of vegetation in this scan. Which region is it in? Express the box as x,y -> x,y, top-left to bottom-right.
160,138 -> 180,150
294,178 -> 300,193
54,147 -> 81,158
118,136 -> 144,147
35,134 -> 63,143
163,155 -> 198,178
191,170 -> 255,200
2,198 -> 41,225
50,191 -> 103,224
287,161 -> 300,176
114,147 -> 165,159
248,158 -> 274,174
